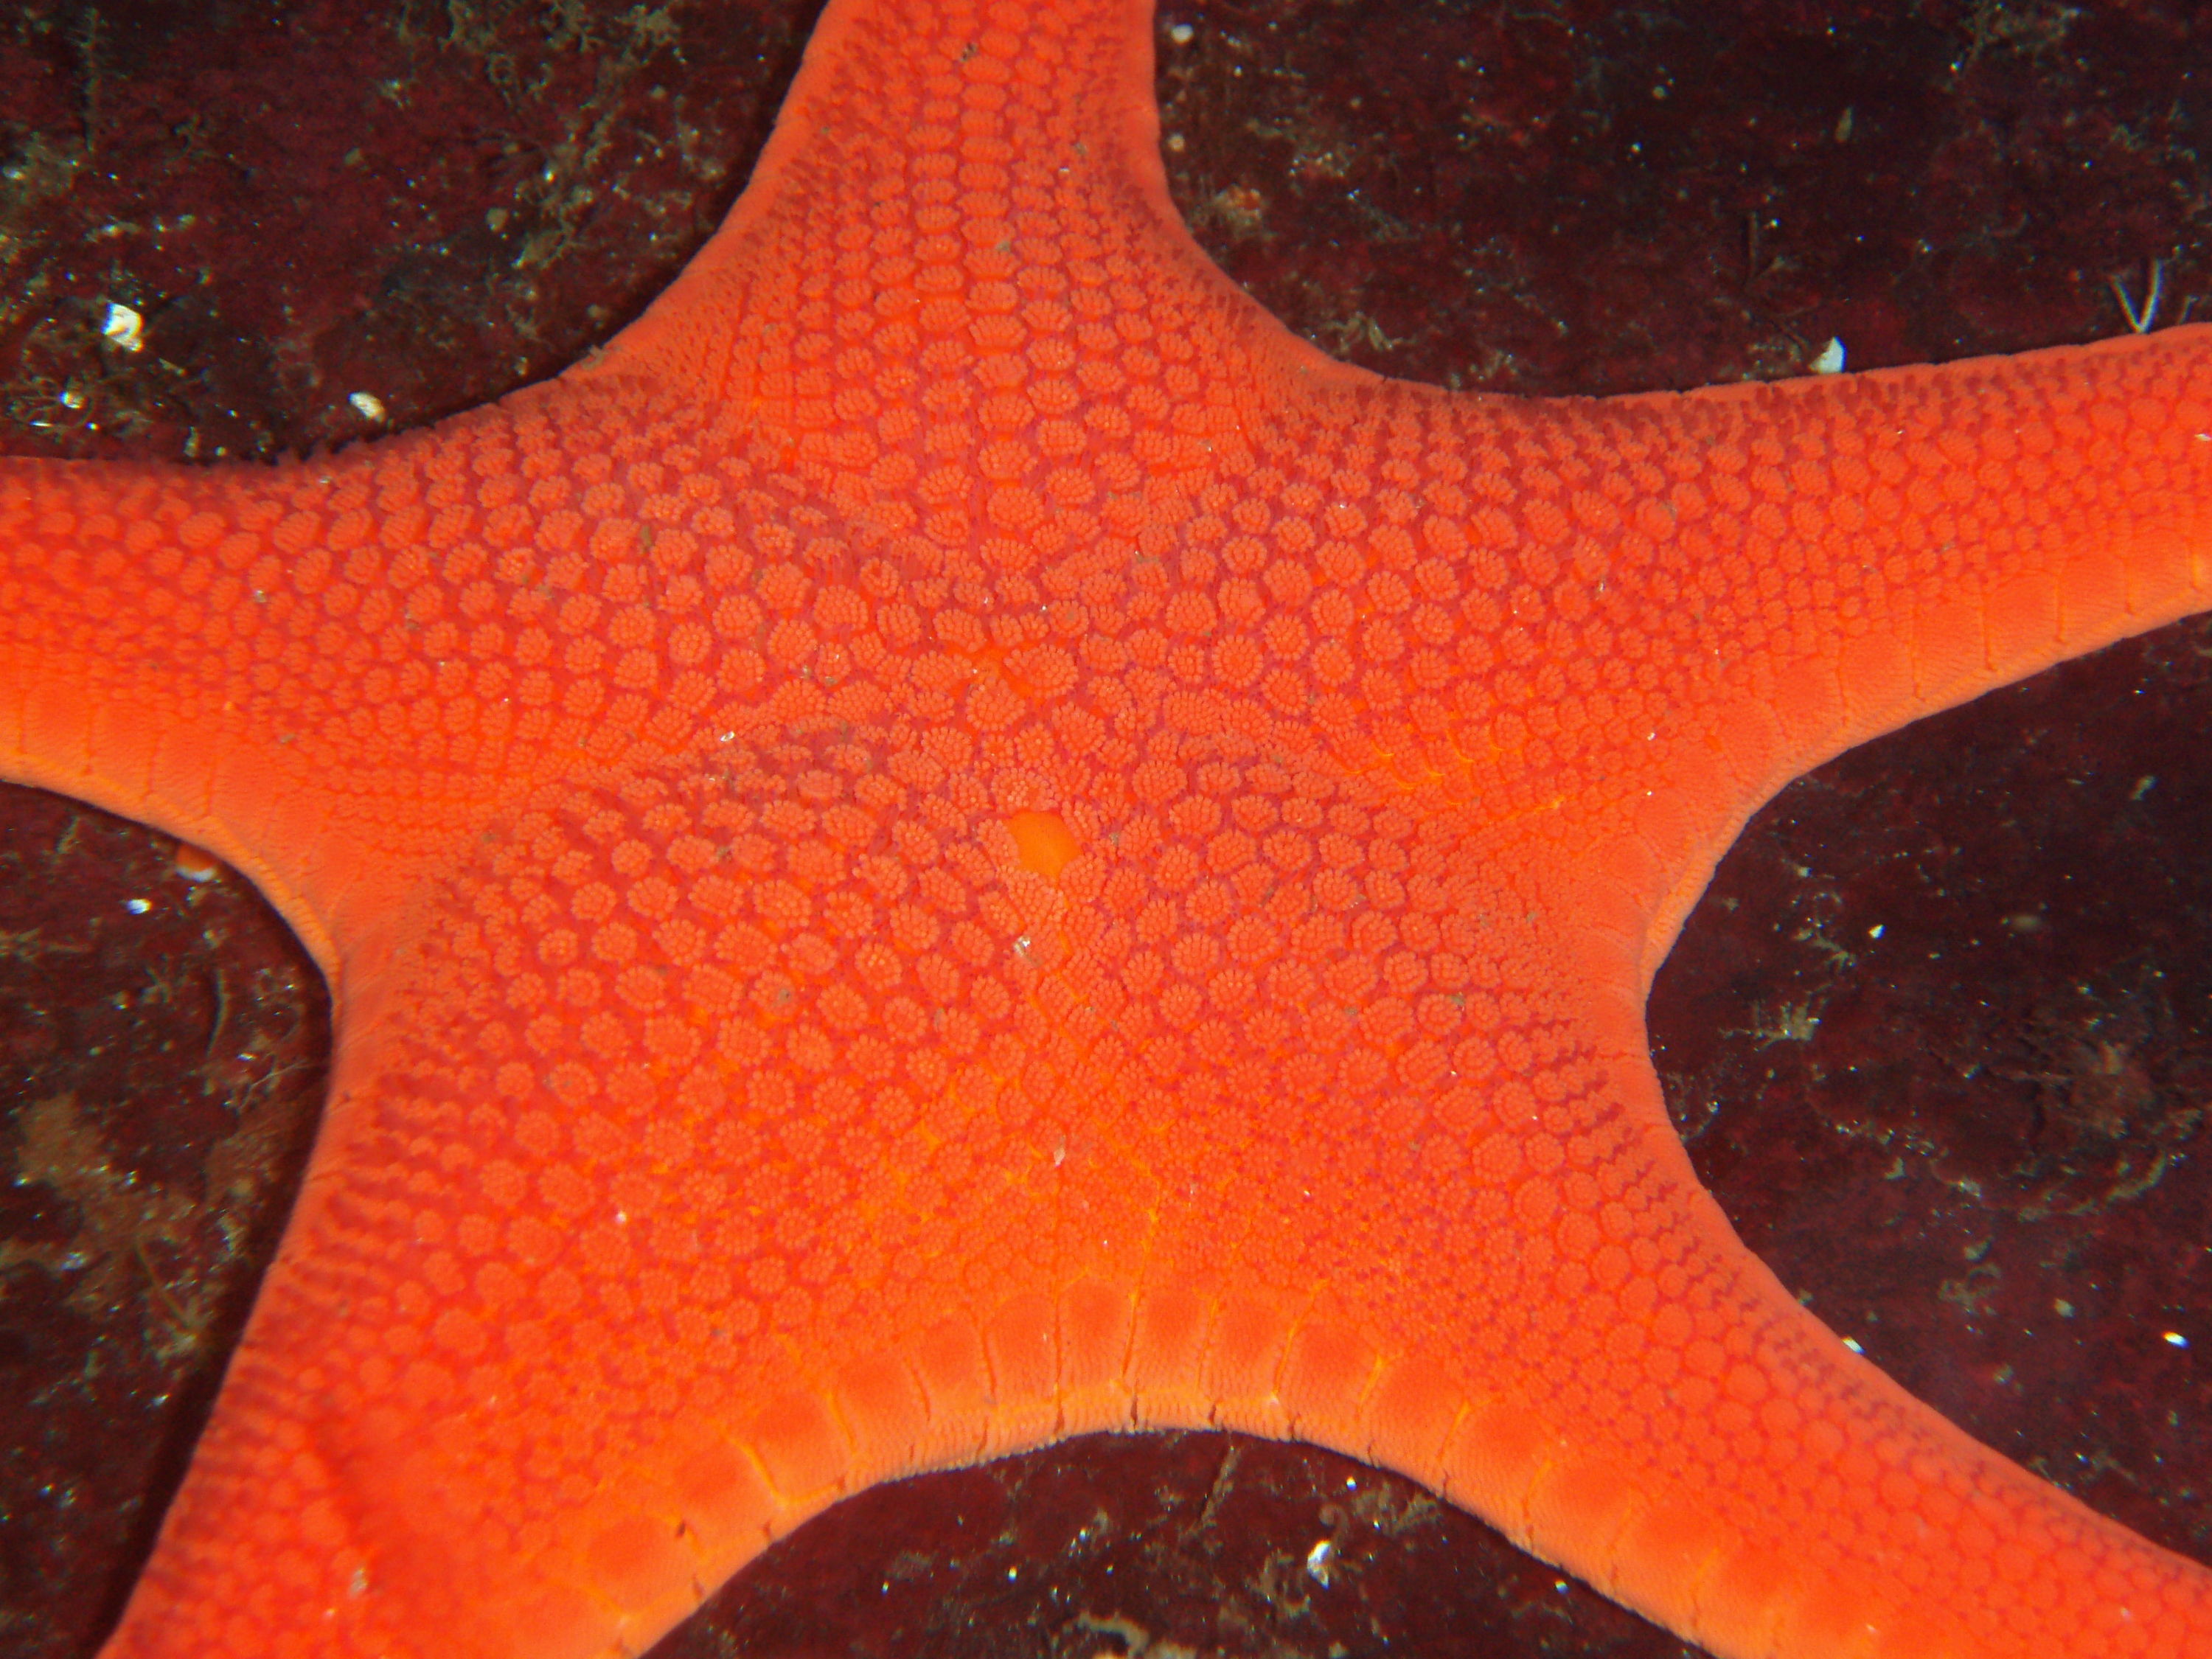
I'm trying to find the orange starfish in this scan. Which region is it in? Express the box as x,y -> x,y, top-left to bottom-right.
4,1 -> 2209,1655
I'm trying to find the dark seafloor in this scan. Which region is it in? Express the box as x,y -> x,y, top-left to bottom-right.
0,2 -> 2207,1655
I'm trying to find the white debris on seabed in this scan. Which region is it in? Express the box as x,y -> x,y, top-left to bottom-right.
1304,1537 -> 1335,1586
102,301 -> 144,353
1810,336 -> 1846,375
349,392 -> 389,423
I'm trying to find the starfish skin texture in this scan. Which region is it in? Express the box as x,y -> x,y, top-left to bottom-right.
2,3 -> 2211,1658
6,7 -> 2208,1657
2,8 -> 2206,1659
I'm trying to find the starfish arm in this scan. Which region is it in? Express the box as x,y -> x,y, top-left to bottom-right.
574,0 -> 1352,417
0,372 -> 742,979
0,451 -> 374,970
93,732 -> 1231,1659
1391,932 -> 2212,1659
1222,334 -> 2212,981
1592,335 -> 2212,970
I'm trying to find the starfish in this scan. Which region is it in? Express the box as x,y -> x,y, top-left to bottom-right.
4,2 -> 2210,1657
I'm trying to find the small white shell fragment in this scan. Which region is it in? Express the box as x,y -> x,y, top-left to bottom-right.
349,392 -> 388,422
102,302 -> 144,353
1304,1537 -> 1335,1585
1810,336 -> 1846,375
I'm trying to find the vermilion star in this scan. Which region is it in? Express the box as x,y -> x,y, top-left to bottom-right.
4,3 -> 2210,1657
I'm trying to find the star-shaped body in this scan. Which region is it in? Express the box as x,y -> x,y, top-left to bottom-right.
3,2 -> 2209,1657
